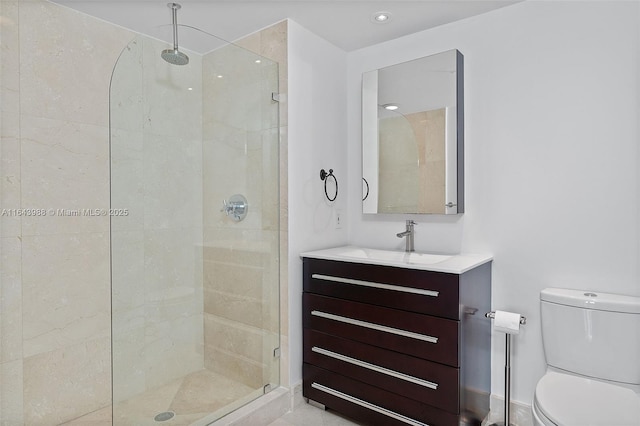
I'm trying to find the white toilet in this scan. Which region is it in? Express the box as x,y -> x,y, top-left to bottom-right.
532,288 -> 640,426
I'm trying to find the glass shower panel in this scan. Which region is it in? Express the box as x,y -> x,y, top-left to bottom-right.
110,28 -> 279,425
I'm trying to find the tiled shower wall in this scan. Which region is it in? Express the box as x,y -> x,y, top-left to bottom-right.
0,1 -> 289,423
110,35 -> 205,402
0,0 -> 133,423
234,21 -> 289,391
201,22 -> 287,391
378,109 -> 446,214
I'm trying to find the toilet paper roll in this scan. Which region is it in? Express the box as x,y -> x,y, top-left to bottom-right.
493,310 -> 521,335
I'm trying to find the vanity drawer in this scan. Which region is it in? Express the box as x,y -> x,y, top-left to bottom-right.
303,293 -> 459,367
303,258 -> 460,319
304,329 -> 460,413
304,364 -> 459,426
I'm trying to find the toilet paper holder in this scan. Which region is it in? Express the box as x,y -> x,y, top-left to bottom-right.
485,311 -> 527,325
485,310 -> 526,426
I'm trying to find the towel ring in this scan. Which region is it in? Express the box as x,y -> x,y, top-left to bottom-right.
362,177 -> 369,201
320,168 -> 338,202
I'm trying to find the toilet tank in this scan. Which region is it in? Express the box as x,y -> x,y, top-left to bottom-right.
540,288 -> 640,385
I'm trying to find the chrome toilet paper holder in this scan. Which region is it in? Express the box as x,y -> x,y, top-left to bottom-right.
485,310 -> 526,324
485,310 -> 527,426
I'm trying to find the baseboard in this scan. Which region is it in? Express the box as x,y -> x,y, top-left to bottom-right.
483,394 -> 533,426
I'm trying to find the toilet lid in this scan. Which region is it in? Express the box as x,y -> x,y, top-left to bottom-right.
534,372 -> 640,426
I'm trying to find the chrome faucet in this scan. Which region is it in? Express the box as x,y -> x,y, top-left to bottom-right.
396,220 -> 416,252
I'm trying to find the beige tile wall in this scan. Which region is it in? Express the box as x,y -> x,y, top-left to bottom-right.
237,22 -> 289,391
202,246 -> 271,388
201,20 -> 287,392
1,2 -> 23,423
0,2 -> 288,424
110,35 -> 205,402
378,108 -> 446,214
0,1 -> 134,423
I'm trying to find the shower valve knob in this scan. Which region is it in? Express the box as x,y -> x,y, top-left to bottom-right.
221,194 -> 248,222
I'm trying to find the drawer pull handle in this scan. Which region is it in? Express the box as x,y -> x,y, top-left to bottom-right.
312,274 -> 439,297
311,382 -> 430,426
311,310 -> 438,344
312,346 -> 438,390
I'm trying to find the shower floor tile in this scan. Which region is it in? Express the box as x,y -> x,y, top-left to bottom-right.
65,369 -> 257,426
115,369 -> 256,425
64,405 -> 112,425
170,369 -> 256,415
64,377 -> 362,426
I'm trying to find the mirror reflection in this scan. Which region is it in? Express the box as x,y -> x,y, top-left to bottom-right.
362,49 -> 464,215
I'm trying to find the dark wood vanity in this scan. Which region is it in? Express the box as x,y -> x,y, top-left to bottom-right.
302,253 -> 491,426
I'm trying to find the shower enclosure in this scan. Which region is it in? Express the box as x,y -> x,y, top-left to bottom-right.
109,22 -> 280,425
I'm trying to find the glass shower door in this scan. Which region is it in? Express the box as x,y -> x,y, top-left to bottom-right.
109,27 -> 279,425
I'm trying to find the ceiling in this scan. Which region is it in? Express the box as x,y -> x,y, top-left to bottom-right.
51,0 -> 520,52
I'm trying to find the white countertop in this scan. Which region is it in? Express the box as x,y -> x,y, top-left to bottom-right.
300,245 -> 492,274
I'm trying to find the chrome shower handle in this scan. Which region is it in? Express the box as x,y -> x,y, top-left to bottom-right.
221,194 -> 248,222
220,199 -> 229,213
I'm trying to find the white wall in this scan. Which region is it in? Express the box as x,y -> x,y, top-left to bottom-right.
287,20 -> 349,385
346,0 -> 640,406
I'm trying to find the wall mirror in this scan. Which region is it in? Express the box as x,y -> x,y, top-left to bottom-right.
362,49 -> 464,215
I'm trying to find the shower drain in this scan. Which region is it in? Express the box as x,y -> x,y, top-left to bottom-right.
154,411 -> 175,422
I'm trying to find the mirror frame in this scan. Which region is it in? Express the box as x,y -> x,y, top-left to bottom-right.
361,49 -> 464,215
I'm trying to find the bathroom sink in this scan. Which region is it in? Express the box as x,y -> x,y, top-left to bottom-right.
338,247 -> 451,265
407,252 -> 453,265
300,245 -> 493,274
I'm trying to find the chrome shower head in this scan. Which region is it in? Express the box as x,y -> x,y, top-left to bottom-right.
161,48 -> 189,66
162,3 -> 189,66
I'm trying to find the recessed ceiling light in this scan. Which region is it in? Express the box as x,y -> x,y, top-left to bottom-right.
217,75 -> 223,79
383,103 -> 399,111
372,11 -> 392,23
255,59 -> 262,64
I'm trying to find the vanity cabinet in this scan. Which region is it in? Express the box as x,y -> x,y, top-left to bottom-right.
302,256 -> 491,426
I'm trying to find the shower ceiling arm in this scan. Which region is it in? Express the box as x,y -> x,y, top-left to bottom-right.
161,2 -> 189,65
170,3 -> 180,52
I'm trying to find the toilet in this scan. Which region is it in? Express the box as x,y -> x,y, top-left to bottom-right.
532,288 -> 640,426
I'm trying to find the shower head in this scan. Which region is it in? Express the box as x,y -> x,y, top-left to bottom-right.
161,3 -> 189,66
161,48 -> 189,66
